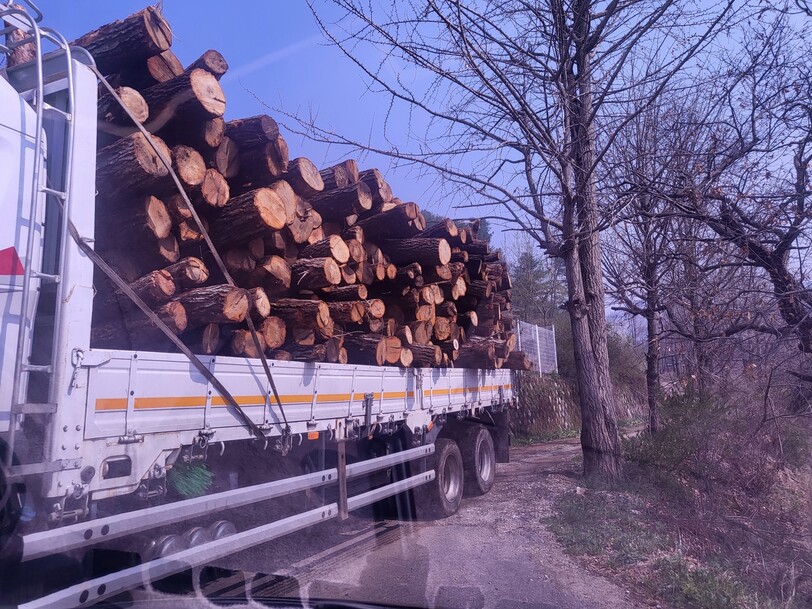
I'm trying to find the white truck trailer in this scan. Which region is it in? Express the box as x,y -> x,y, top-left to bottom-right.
0,3 -> 519,607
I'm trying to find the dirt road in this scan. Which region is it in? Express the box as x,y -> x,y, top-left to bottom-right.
177,437 -> 642,609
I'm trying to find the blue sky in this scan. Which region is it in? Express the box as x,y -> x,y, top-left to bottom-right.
34,0 -> 485,238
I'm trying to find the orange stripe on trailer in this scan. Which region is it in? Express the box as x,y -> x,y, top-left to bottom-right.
210,394 -> 267,407
95,398 -> 127,411
135,396 -> 206,409
316,393 -> 352,403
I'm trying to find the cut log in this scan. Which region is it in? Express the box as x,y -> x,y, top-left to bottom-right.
269,350 -> 292,361
407,321 -> 433,345
141,68 -> 226,132
98,86 -> 149,126
396,325 -> 413,346
206,135 -> 240,178
307,226 -> 325,245
268,299 -> 332,332
324,336 -> 346,364
171,285 -> 250,326
282,157 -> 324,198
291,257 -> 341,290
138,49 -> 184,87
186,49 -> 229,79
308,182 -> 372,221
235,135 -> 289,187
433,317 -> 453,341
346,239 -> 366,264
171,145 -> 207,188
397,262 -> 423,281
326,302 -> 365,325
225,115 -> 280,149
320,284 -> 368,301
249,287 -> 271,320
72,6 -> 172,75
248,255 -> 291,294
284,197 -> 316,244
175,216 -> 209,244
319,159 -> 359,190
363,299 -> 386,320
260,316 -> 287,350
417,218 -> 459,241
456,340 -> 496,369
398,347 -> 414,367
340,265 -> 357,285
227,329 -> 265,358
223,249 -> 255,275
163,257 -> 209,289
379,238 -> 451,267
96,132 -> 171,196
355,203 -> 421,240
247,237 -> 265,260
297,235 -> 351,265
358,168 -> 393,205
192,168 -> 230,208
286,344 -> 328,363
343,225 -> 365,243
183,322 -> 221,355
96,269 -> 176,321
409,344 -> 442,367
91,300 -> 187,350
96,194 -> 172,242
290,328 -> 316,346
208,188 -> 287,248
344,334 -> 387,366
437,302 -> 458,318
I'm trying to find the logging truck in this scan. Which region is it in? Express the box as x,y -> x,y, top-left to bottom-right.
0,3 -> 529,608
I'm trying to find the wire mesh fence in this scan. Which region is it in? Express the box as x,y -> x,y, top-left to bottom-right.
516,320 -> 558,374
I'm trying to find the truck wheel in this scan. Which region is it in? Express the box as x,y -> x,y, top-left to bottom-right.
415,439 -> 464,519
460,426 -> 495,496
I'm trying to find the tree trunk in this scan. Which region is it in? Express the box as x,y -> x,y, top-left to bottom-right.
358,168 -> 393,205
235,136 -> 289,188
356,203 -> 421,239
225,115 -> 280,149
228,329 -> 265,358
645,308 -> 661,434
140,68 -> 226,126
409,344 -> 442,367
207,136 -> 240,177
268,299 -> 332,332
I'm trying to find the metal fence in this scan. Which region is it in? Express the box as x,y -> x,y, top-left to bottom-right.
515,320 -> 558,374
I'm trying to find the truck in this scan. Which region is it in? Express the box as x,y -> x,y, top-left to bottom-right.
0,3 -> 523,607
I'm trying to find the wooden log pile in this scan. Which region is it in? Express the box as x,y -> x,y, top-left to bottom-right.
83,6 -> 531,370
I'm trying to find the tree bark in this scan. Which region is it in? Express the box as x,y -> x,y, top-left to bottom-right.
98,86 -> 149,127
309,182 -> 373,221
319,159 -> 359,190
72,6 -> 172,75
171,285 -> 250,326
283,157 -> 325,198
379,238 -> 451,266
186,49 -> 229,79
268,299 -> 332,332
299,235 -> 350,264
291,257 -> 341,290
140,68 -> 226,124
208,188 -> 287,248
163,257 -> 209,289
96,132 -> 171,197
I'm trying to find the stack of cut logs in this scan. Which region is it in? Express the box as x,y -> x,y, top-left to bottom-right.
73,6 -> 532,371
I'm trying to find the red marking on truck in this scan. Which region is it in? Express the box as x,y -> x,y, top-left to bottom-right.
0,246 -> 24,276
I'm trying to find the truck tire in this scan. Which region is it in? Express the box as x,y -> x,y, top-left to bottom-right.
415,438 -> 464,519
460,425 -> 495,496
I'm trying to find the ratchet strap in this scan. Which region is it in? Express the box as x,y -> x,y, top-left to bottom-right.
67,221 -> 267,441
87,63 -> 290,436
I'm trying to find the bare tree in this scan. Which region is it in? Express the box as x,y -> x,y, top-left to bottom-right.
290,0 -> 739,481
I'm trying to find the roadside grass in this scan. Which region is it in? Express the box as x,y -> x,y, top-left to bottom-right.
512,427 -> 579,445
544,478 -> 791,609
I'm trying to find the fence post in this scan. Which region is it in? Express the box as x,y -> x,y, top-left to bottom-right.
534,324 -> 543,373
551,324 -> 558,373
